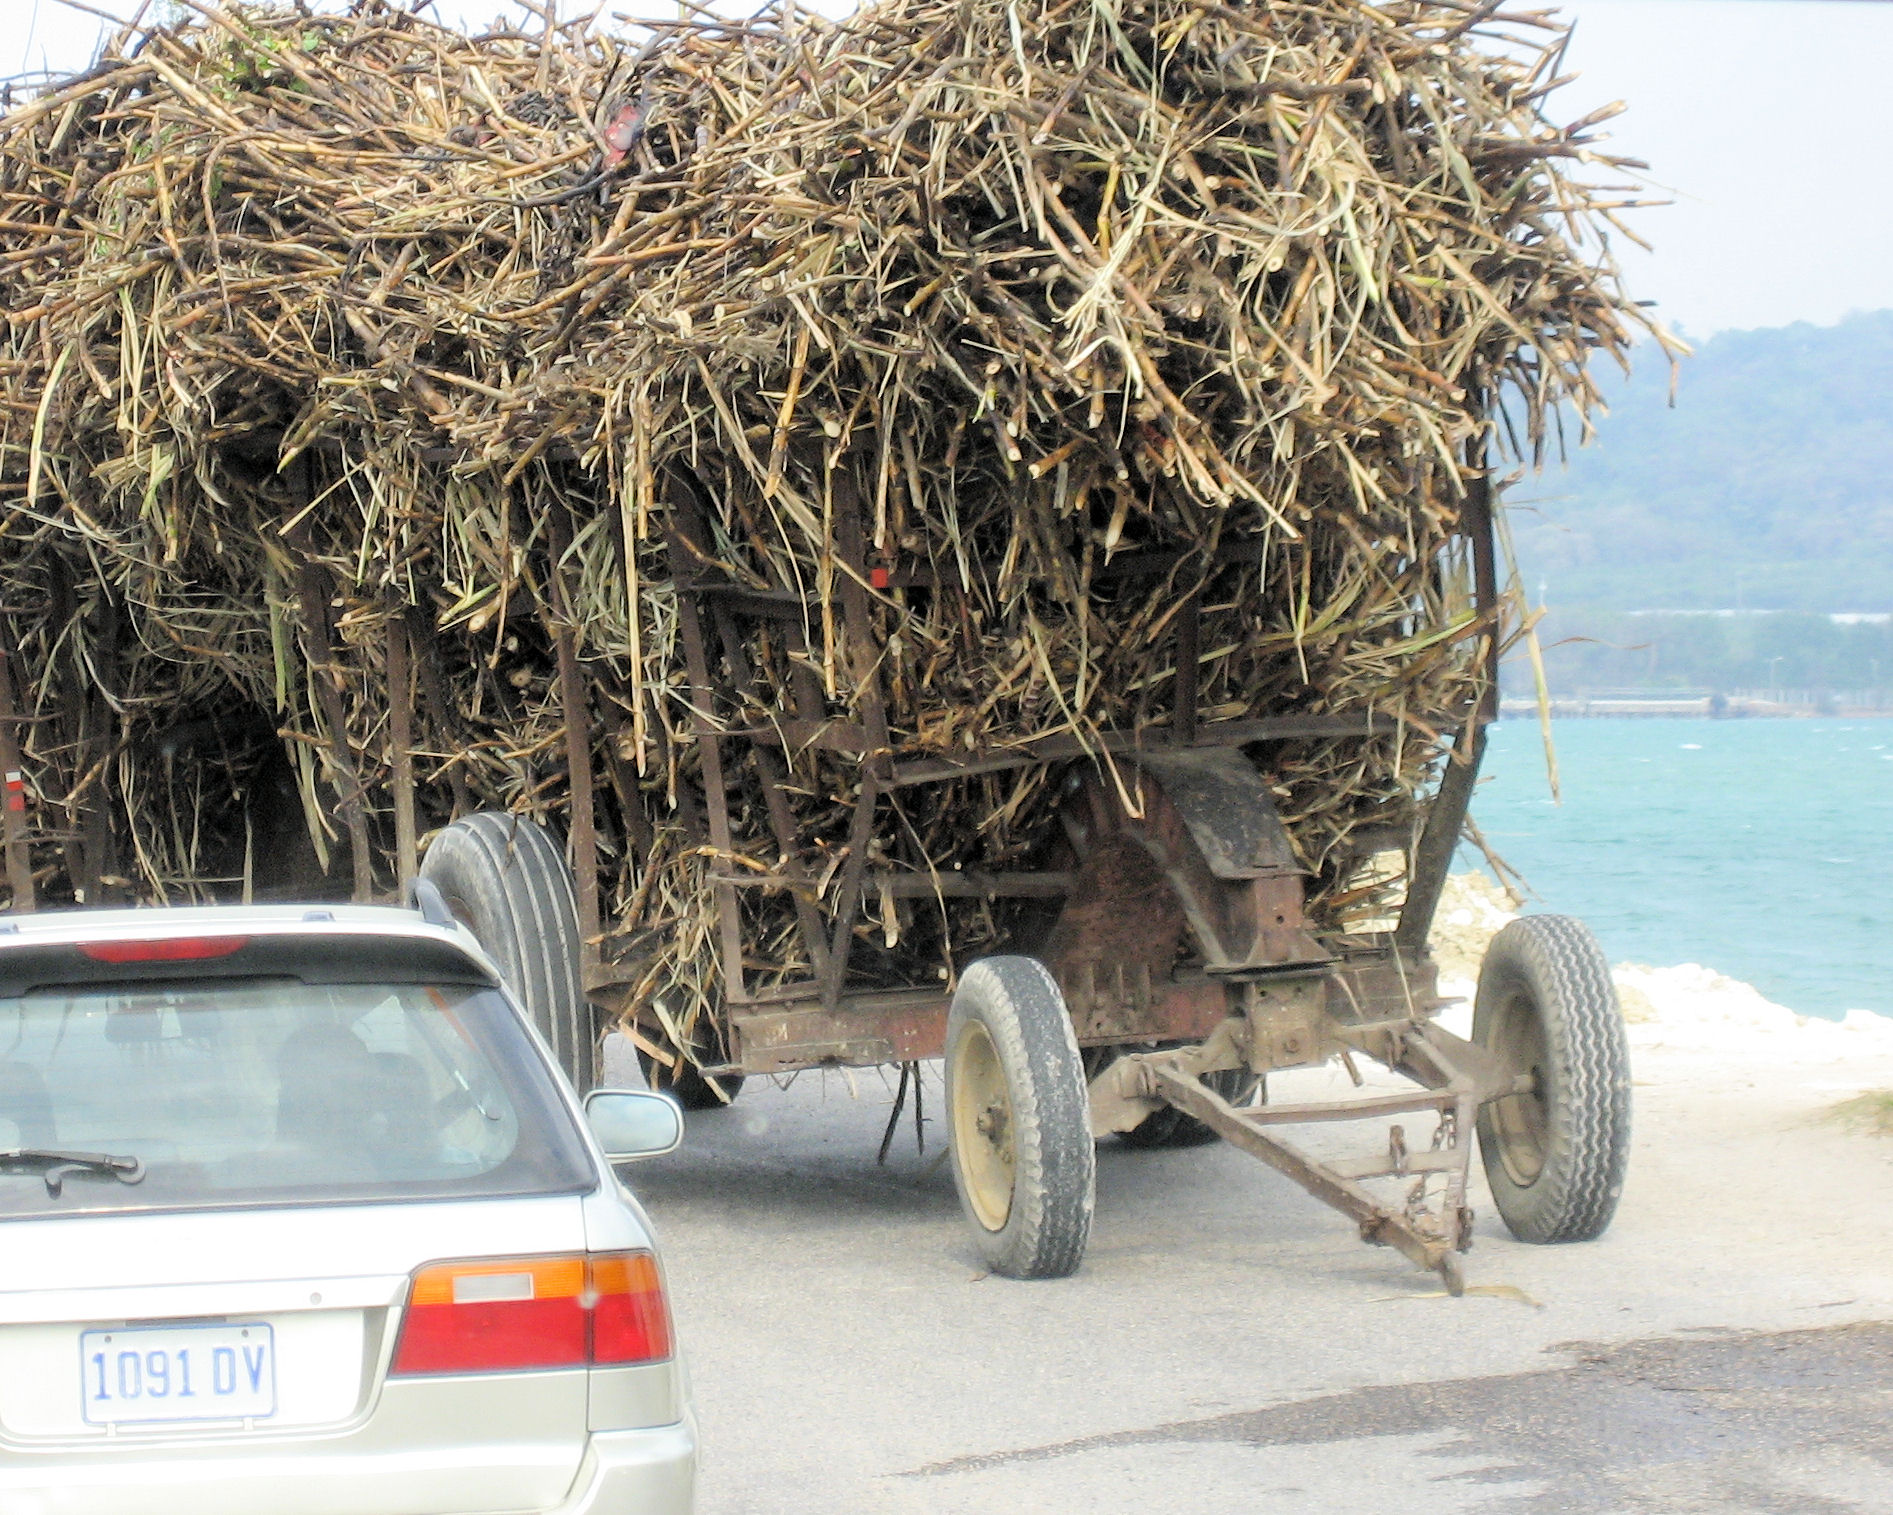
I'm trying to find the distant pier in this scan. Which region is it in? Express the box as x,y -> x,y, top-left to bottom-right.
1500,689 -> 1893,719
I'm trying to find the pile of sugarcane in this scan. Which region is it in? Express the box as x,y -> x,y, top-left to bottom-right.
0,0 -> 1660,1055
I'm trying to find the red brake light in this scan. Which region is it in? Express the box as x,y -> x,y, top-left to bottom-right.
79,936 -> 249,964
391,1253 -> 671,1376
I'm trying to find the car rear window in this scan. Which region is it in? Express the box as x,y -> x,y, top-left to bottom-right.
0,979 -> 594,1218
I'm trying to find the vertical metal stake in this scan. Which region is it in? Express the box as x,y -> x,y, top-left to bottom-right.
386,614 -> 419,891
0,618 -> 38,911
546,511 -> 602,964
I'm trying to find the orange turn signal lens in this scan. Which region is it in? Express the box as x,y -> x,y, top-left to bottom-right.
408,1256 -> 585,1309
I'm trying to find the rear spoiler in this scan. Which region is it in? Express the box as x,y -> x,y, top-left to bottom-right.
0,932 -> 498,999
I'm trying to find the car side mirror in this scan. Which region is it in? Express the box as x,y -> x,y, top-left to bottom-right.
583,1089 -> 683,1161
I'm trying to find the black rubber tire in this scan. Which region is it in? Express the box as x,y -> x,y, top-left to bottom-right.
945,956 -> 1095,1279
1114,1059 -> 1259,1149
646,1059 -> 745,1111
635,1006 -> 745,1110
1473,915 -> 1631,1244
420,812 -> 596,1095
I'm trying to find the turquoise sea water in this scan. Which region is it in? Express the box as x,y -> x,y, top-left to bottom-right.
1465,717 -> 1893,1021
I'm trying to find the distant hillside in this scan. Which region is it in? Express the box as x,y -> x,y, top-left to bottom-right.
1507,310 -> 1893,612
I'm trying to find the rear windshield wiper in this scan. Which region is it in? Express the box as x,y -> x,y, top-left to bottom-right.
0,1149 -> 145,1197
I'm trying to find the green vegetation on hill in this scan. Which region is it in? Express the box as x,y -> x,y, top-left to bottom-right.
1508,309 -> 1893,613
1516,609 -> 1893,697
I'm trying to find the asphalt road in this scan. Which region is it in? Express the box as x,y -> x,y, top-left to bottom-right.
603,1034 -> 1893,1515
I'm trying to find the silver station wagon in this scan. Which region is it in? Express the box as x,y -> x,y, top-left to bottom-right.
0,895 -> 694,1515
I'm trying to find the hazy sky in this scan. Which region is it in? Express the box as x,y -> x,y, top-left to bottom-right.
6,0 -> 1889,337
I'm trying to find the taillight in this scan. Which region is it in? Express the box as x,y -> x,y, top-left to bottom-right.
588,1252 -> 672,1365
391,1253 -> 671,1376
79,936 -> 249,963
393,1257 -> 587,1373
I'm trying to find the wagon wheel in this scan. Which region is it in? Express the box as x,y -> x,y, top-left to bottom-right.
1473,915 -> 1631,1244
1086,1044 -> 1262,1148
634,1000 -> 746,1111
420,812 -> 598,1095
946,956 -> 1095,1279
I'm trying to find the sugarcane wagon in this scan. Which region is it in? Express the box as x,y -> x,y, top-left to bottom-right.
414,460 -> 1630,1293
0,0 -> 1645,1290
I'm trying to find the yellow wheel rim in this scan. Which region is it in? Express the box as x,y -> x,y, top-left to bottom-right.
951,1019 -> 1015,1232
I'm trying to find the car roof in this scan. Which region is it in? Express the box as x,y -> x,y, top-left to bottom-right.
0,903 -> 505,993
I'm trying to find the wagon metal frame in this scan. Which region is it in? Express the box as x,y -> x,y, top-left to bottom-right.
561,460 -> 1519,1292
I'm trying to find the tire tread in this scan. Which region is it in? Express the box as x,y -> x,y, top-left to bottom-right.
1475,915 -> 1630,1243
420,812 -> 593,1093
946,957 -> 1095,1279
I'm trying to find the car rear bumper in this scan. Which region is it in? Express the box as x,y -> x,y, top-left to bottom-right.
553,1419 -> 696,1514
0,1419 -> 696,1515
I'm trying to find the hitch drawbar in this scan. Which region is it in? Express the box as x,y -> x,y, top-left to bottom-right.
1088,1016 -> 1535,1296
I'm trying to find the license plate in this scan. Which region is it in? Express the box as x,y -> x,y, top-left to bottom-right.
80,1323 -> 276,1425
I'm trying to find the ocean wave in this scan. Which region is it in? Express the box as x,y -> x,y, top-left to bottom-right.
1430,873 -> 1893,1058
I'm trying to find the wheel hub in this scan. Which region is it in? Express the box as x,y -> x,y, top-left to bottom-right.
1489,988 -> 1551,1186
